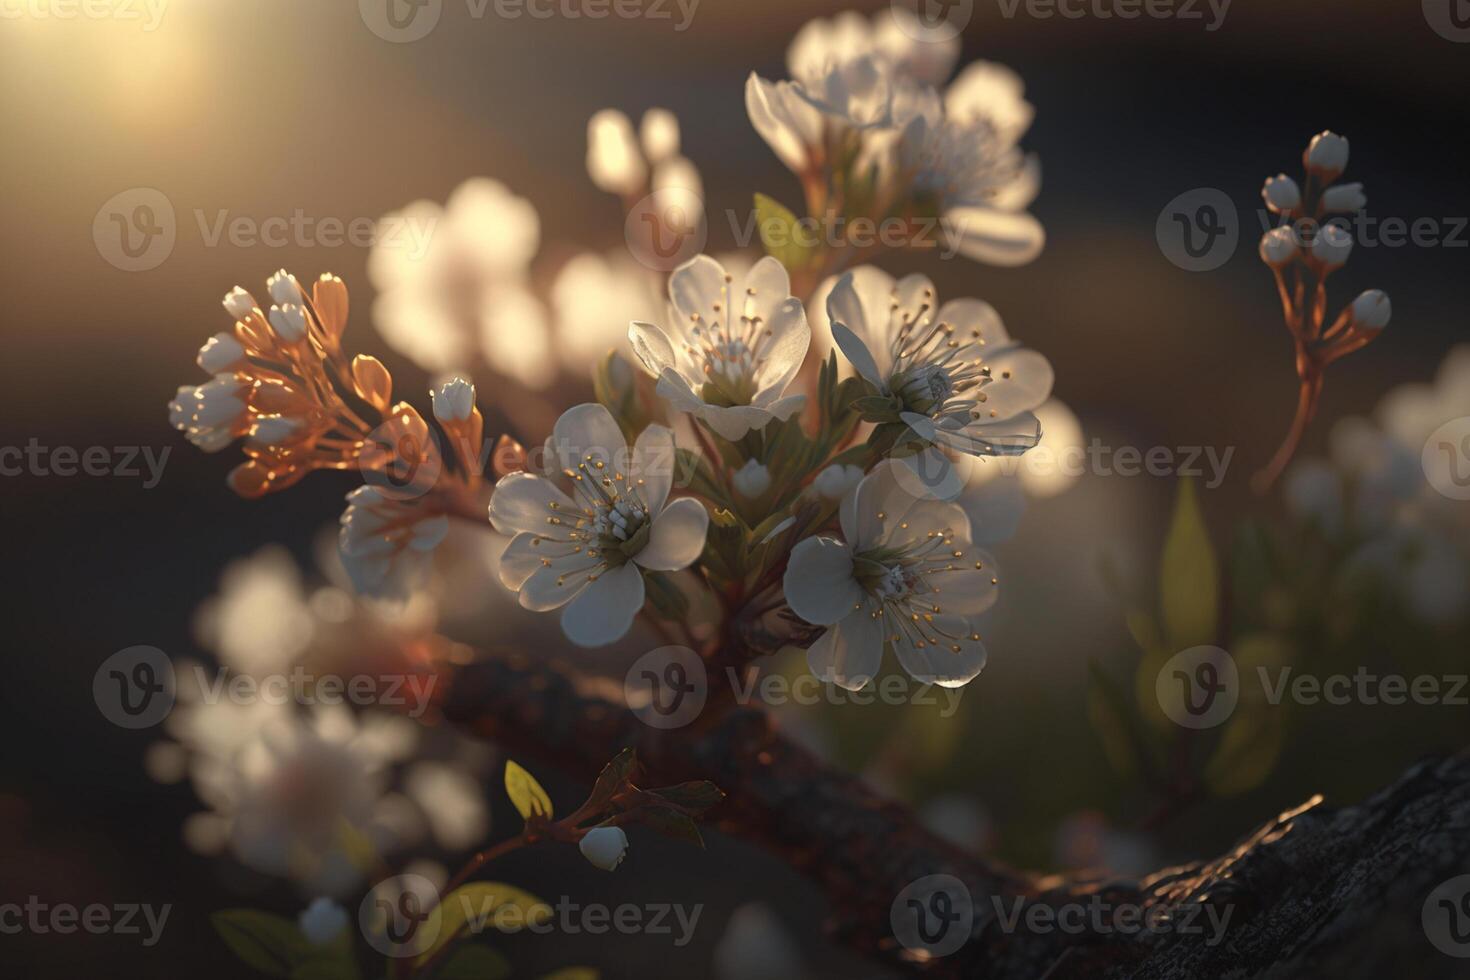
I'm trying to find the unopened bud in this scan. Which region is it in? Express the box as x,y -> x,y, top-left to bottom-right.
1349,289 -> 1391,330
1261,174 -> 1300,214
1258,226 -> 1299,267
1304,131 -> 1349,180
1311,223 -> 1353,269
1320,182 -> 1366,213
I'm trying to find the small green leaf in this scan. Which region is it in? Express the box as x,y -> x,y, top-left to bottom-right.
650,781 -> 725,812
1160,479 -> 1219,651
503,760 -> 553,821
437,946 -> 512,980
753,193 -> 816,272
211,910 -> 313,978
589,748 -> 639,810
644,571 -> 692,620
416,884 -> 552,967
852,394 -> 902,423
640,806 -> 705,847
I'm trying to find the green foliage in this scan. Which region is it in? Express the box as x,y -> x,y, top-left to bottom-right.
504,760 -> 553,822
753,193 -> 816,273
211,910 -> 356,980
1159,479 -> 1219,651
438,946 -> 513,980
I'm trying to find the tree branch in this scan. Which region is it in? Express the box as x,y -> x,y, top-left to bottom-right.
440,648 -> 1470,978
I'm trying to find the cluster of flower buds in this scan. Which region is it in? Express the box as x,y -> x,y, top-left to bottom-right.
1258,132 -> 1391,364
1253,133 -> 1392,490
169,270 -> 494,597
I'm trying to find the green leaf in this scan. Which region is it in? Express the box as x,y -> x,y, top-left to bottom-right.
1086,660 -> 1159,783
1204,633 -> 1291,796
416,884 -> 552,967
1159,479 -> 1219,651
644,571 -> 692,620
437,946 -> 512,980
503,760 -> 553,821
588,748 -> 639,810
650,781 -> 725,812
539,970 -> 599,980
753,193 -> 816,273
852,394 -> 902,423
211,910 -> 314,978
640,806 -> 705,847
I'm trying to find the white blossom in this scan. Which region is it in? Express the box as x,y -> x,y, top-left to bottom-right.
489,404 -> 709,647
630,255 -> 811,441
783,462 -> 998,690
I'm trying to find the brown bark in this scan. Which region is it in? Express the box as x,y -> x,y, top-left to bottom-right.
440,649 -> 1470,978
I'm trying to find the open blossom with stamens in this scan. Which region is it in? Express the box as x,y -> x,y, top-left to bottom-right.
828,266 -> 1052,496
489,403 -> 710,646
783,462 -> 997,690
629,255 -> 811,441
891,64 -> 1044,265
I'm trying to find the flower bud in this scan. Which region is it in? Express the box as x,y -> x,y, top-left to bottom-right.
586,110 -> 646,197
1304,131 -> 1349,180
1320,182 -> 1366,213
222,286 -> 258,321
1261,174 -> 1300,214
431,377 -> 476,423
266,268 -> 305,308
1258,226 -> 1298,268
1349,289 -> 1391,330
250,414 -> 301,446
267,304 -> 308,342
579,826 -> 628,871
298,898 -> 347,947
640,108 -> 680,165
197,332 -> 245,373
813,463 -> 864,501
732,460 -> 772,499
1311,223 -> 1353,269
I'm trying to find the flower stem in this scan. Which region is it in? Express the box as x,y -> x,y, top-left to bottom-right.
1253,368 -> 1323,494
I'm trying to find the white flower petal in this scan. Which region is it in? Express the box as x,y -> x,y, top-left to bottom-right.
628,320 -> 677,377
890,614 -> 988,688
807,609 -> 884,692
489,474 -> 576,536
978,347 -> 1055,418
552,402 -> 628,475
831,320 -> 884,388
559,563 -> 645,647
634,497 -> 709,571
518,557 -> 594,612
943,207 -> 1045,267
784,537 -> 864,626
632,424 -> 676,517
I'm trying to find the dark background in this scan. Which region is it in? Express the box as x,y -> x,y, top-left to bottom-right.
2,0 -> 1467,976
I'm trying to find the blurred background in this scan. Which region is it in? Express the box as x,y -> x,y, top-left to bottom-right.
2,0 -> 1467,976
